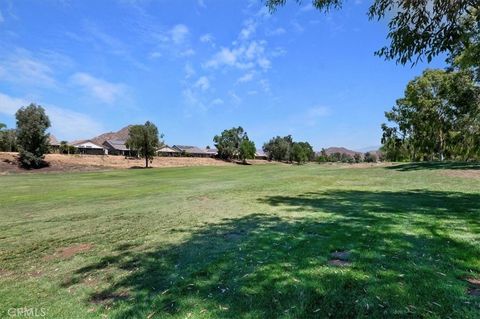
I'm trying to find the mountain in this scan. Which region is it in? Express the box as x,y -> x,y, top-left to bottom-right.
90,125 -> 132,145
323,147 -> 361,157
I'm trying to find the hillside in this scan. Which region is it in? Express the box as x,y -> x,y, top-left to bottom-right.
90,125 -> 132,145
324,147 -> 361,157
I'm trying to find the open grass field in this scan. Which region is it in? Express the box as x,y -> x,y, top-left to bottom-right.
0,163 -> 479,318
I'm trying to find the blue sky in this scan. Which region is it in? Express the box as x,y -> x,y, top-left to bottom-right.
0,0 -> 446,150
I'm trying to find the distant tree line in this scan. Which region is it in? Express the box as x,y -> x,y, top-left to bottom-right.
262,135 -> 314,164
316,149 -> 377,164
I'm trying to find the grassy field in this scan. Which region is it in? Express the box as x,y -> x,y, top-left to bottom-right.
0,163 -> 479,318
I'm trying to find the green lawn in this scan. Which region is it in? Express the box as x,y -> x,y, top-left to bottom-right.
0,163 -> 479,318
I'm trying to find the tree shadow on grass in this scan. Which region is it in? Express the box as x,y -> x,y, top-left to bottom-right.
386,161 -> 480,171
64,190 -> 480,318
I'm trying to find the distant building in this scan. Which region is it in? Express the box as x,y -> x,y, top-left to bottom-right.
48,135 -> 61,153
255,149 -> 268,160
172,145 -> 215,158
70,140 -> 106,155
103,140 -> 132,156
157,145 -> 180,157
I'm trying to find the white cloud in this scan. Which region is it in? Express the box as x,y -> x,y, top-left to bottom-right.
194,76 -> 210,91
229,91 -> 242,105
305,106 -> 331,126
266,27 -> 286,36
237,72 -> 254,83
200,33 -> 214,45
0,50 -> 57,88
180,48 -> 195,57
171,24 -> 189,44
240,19 -> 257,40
211,98 -> 224,105
70,72 -> 127,105
205,41 -> 271,71
0,91 -> 104,140
184,63 -> 196,79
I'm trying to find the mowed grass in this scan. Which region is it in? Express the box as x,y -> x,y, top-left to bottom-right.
0,163 -> 479,318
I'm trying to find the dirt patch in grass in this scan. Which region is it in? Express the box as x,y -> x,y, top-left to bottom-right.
91,290 -> 131,305
466,278 -> 480,296
442,170 -> 480,179
328,250 -> 352,267
328,259 -> 351,267
44,243 -> 94,260
0,268 -> 14,278
331,250 -> 351,261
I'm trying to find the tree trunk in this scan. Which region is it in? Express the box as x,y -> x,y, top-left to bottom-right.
145,156 -> 148,168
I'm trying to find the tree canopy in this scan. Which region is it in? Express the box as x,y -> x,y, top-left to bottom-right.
213,126 -> 249,160
15,103 -> 51,168
239,139 -> 256,164
381,68 -> 480,161
126,121 -> 162,168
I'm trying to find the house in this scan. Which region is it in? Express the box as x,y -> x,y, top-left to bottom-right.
103,140 -> 132,156
172,145 -> 214,158
70,140 -> 106,155
255,149 -> 268,160
157,145 -> 180,157
48,135 -> 61,153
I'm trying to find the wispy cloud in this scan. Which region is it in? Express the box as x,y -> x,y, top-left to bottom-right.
237,72 -> 254,83
194,76 -> 210,91
0,91 -> 104,140
266,27 -> 286,36
150,24 -> 195,58
70,72 -> 128,105
0,49 -> 59,88
305,106 -> 331,126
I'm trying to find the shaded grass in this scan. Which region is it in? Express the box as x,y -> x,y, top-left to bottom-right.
0,164 -> 479,318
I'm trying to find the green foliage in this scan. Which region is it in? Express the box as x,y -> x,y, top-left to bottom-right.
126,121 -> 162,168
363,152 -> 377,163
239,139 -> 256,164
15,103 -> 51,168
316,148 -> 329,162
291,142 -> 315,164
59,141 -> 76,155
0,124 -> 17,152
266,0 -> 477,66
262,135 -> 293,161
213,126 -> 249,160
354,153 -> 362,163
382,69 -> 480,161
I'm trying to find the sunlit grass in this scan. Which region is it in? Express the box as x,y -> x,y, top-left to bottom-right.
0,164 -> 479,318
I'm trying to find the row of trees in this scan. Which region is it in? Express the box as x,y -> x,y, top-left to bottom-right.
317,150 -> 377,163
1,103 -> 163,168
262,135 -> 315,164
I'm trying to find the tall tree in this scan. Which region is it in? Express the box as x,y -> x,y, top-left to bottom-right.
266,0 -> 479,66
126,121 -> 162,168
262,135 -> 293,161
382,69 -> 480,161
15,104 -> 51,168
239,139 -> 256,164
213,126 -> 248,160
